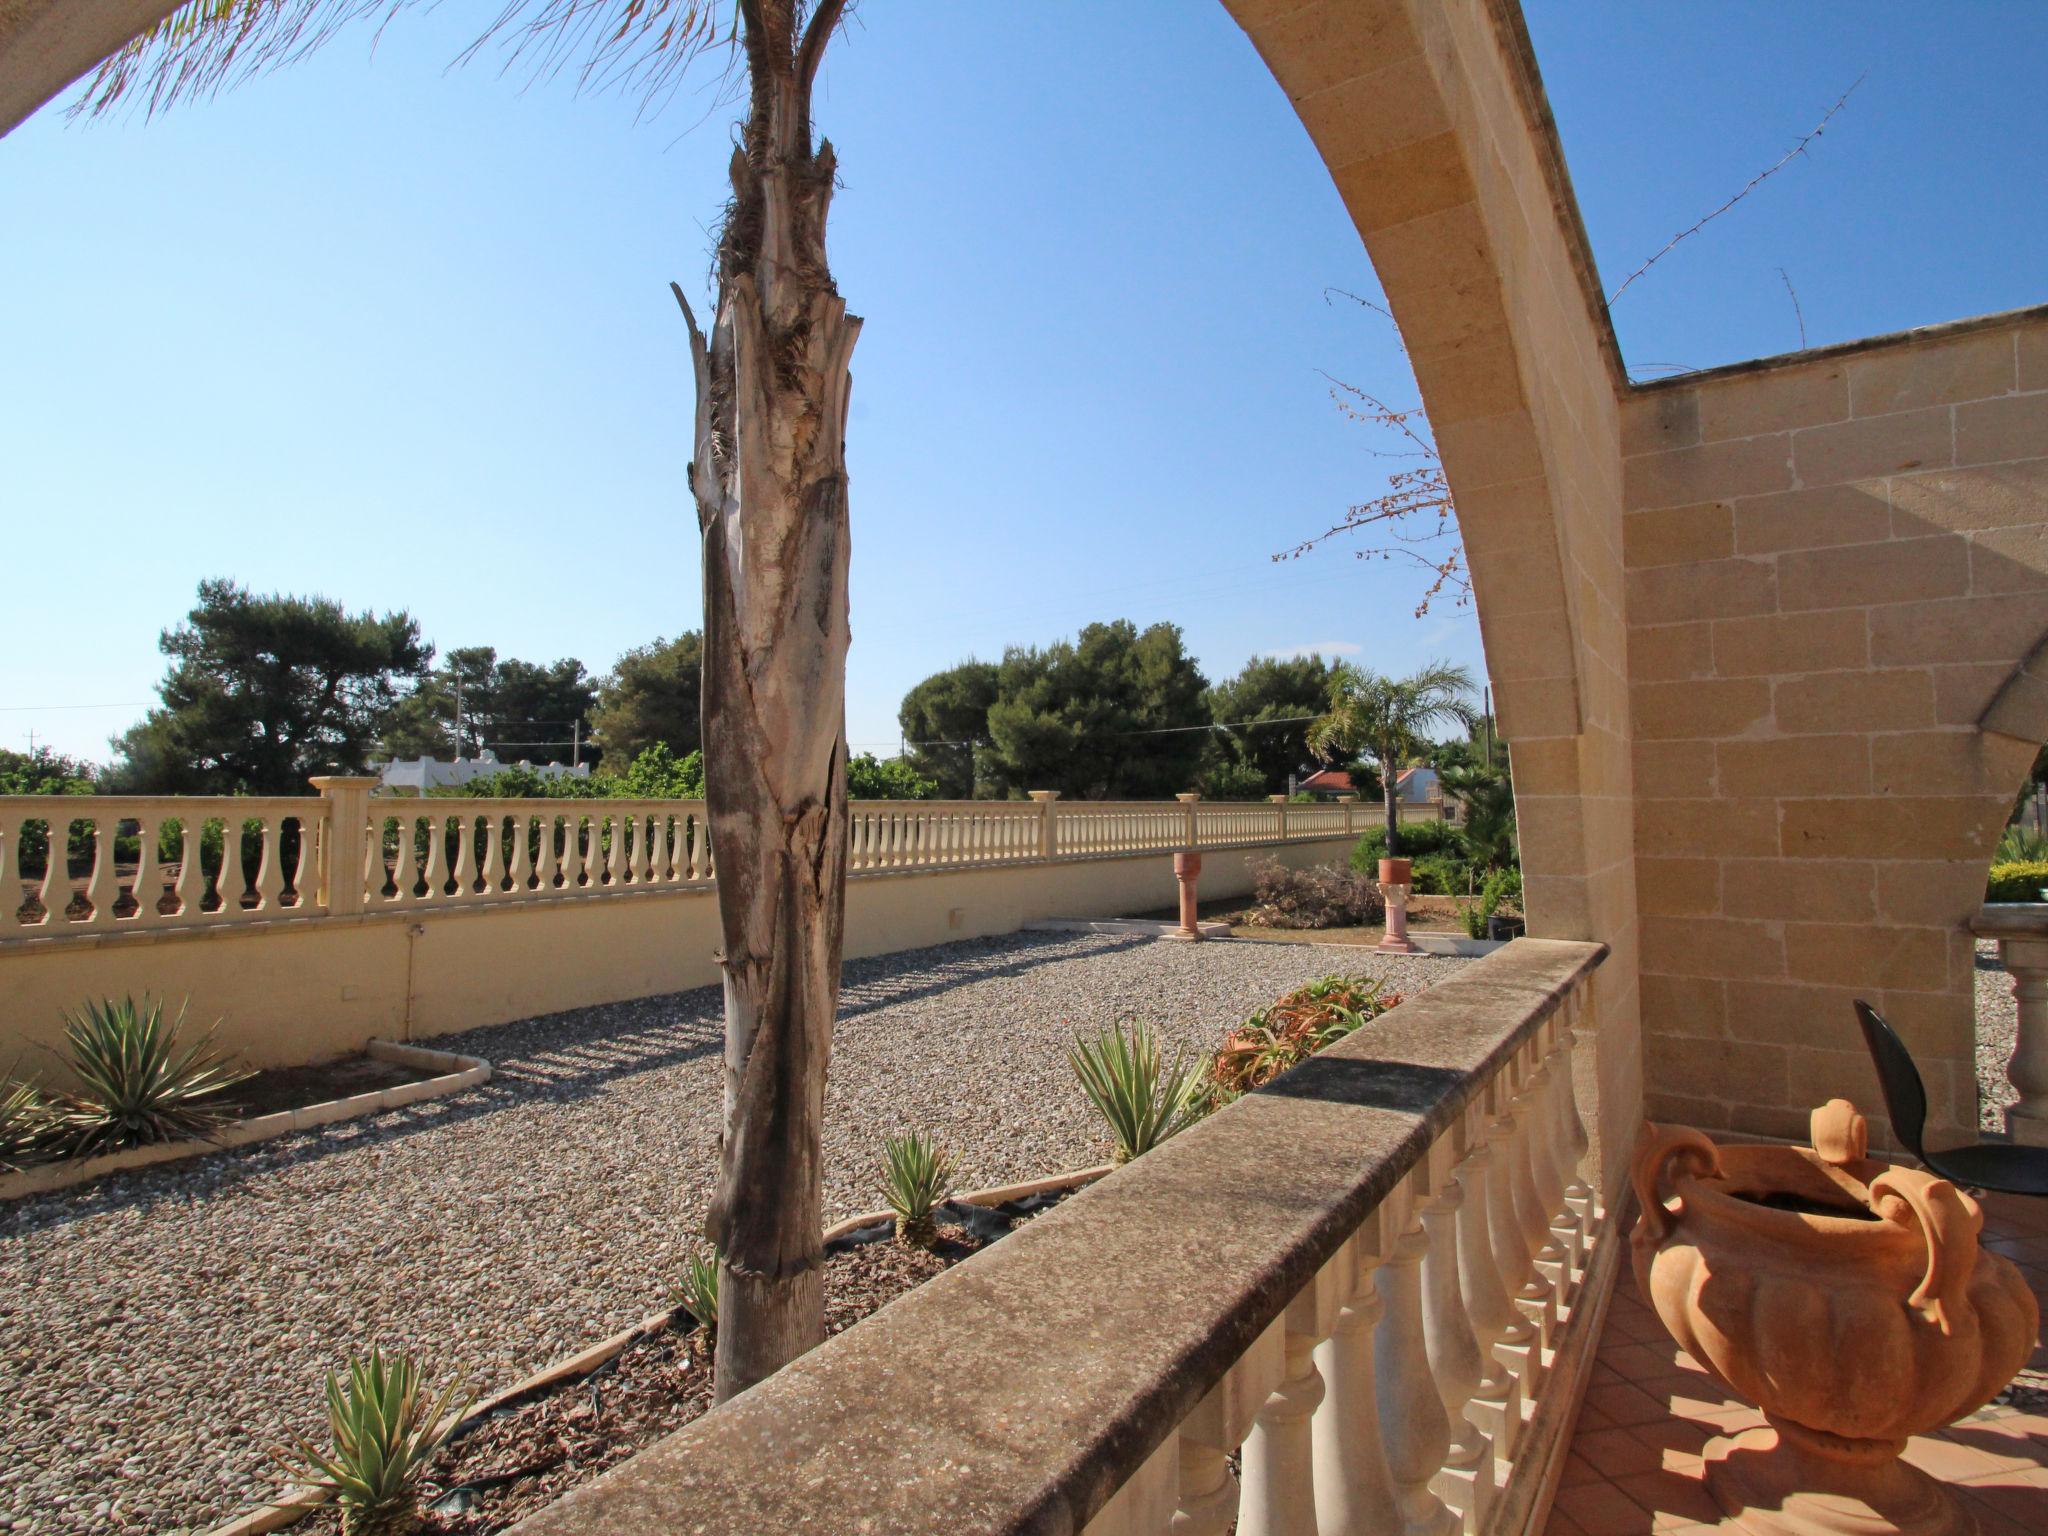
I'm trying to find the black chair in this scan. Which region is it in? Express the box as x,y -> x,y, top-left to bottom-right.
1854,1000 -> 2048,1197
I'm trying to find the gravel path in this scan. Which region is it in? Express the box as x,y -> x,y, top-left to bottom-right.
0,932 -> 1463,1536
1977,937 -> 2019,1132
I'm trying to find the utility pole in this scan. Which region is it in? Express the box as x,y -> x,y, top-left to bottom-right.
572,719 -> 581,768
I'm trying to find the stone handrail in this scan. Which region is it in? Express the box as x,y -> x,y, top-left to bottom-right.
1,786 -> 1369,941
1972,903 -> 2048,1145
509,938 -> 1608,1536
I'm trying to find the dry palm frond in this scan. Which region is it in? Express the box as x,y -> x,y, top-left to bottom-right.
71,0 -> 782,123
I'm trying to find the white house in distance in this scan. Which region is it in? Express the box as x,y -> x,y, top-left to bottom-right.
378,750 -> 591,795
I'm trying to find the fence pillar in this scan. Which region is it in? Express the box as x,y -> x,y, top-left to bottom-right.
310,775 -> 378,916
1268,793 -> 1288,841
1344,794 -> 1360,837
1177,790 -> 1200,849
1029,790 -> 1061,862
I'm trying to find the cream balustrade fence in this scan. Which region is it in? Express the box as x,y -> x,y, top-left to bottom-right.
0,785 -> 1370,941
511,939 -> 1612,1536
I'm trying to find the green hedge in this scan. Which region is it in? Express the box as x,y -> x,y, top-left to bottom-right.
1348,818 -> 1464,873
1987,860 -> 2048,902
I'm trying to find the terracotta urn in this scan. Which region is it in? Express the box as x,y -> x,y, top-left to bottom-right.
1630,1101 -> 2038,1536
1378,856 -> 1411,886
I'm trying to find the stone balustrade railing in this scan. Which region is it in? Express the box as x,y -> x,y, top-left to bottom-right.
0,783 -> 1374,943
1972,903 -> 2048,1146
509,939 -> 1609,1536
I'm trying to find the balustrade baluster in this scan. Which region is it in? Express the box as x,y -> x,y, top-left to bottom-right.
1242,1260 -> 1338,1536
79,811 -> 117,927
38,810 -> 73,926
1457,1090 -> 1527,1458
247,812 -> 283,914
506,812 -> 533,893
472,813 -> 502,898
389,814 -> 418,903
126,813 -> 159,925
536,812 -> 562,892
1533,1021 -> 1584,1285
449,814 -> 477,900
172,817 -> 200,918
1555,992 -> 1598,1244
0,812 -> 22,931
1312,1205 -> 1402,1536
1374,1172 -> 1459,1536
418,813 -> 447,902
634,812 -> 655,883
1419,1133 -> 1493,1534
1083,1434 -> 1179,1536
1172,1318 -> 1285,1536
1522,1028 -> 1574,1295
1503,1045 -> 1560,1352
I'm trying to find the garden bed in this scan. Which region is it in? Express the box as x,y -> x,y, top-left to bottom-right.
0,1040 -> 489,1200
235,1175 -> 1100,1536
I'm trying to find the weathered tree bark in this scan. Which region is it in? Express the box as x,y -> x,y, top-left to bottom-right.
673,0 -> 857,1404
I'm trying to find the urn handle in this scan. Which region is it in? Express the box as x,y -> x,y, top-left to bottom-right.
1869,1166 -> 1979,1327
1630,1122 -> 1723,1245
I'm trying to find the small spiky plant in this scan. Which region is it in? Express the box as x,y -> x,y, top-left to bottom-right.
274,1349 -> 469,1536
1069,1022 -> 1209,1165
880,1131 -> 957,1248
673,1248 -> 720,1334
52,995 -> 253,1158
0,1078 -> 55,1171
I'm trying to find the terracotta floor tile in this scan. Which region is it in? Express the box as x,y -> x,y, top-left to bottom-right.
1586,1383 -> 1675,1428
1628,1419 -> 1716,1468
1901,1433 -> 2016,1482
1577,1426 -> 1668,1478
1544,1510 -> 1590,1536
1554,1481 -> 1658,1536
1606,1342 -> 1691,1380
1943,1416 -> 2048,1472
1558,1452 -> 1605,1489
1614,1469 -> 1724,1530
1953,1481 -> 2048,1536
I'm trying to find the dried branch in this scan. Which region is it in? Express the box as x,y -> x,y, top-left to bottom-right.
1777,266 -> 1807,349
1607,73 -> 1866,306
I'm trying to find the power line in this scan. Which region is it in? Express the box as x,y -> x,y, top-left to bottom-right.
0,701 -> 151,712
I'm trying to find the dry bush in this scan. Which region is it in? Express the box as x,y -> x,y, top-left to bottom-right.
1243,859 -> 1386,931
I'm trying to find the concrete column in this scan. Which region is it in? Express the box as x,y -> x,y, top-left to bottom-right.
1029,790 -> 1061,862
308,775 -> 378,916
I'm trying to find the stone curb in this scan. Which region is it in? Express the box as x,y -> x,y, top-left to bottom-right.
1409,932 -> 1508,957
1025,918 -> 1234,940
199,1163 -> 1110,1536
0,1040 -> 492,1203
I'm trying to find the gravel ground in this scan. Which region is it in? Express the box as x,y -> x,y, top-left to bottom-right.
0,931 -> 1462,1536
1977,937 -> 2020,1132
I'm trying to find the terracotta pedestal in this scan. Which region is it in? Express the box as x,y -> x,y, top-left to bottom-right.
1630,1101 -> 2038,1536
1377,857 -> 1419,954
1173,851 -> 1202,941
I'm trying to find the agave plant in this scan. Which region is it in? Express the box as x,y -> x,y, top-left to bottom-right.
673,1247 -> 720,1333
274,1349 -> 469,1536
1069,1022 -> 1209,1165
881,1131 -> 958,1248
52,995 -> 253,1158
0,1077 -> 56,1171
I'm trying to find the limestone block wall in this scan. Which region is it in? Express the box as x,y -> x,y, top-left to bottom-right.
1622,309 -> 2048,1143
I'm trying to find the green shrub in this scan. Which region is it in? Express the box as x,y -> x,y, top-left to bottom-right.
1997,824 -> 2048,863
1987,860 -> 2048,902
51,996 -> 253,1157
0,1079 -> 56,1171
673,1248 -> 720,1333
880,1131 -> 957,1247
274,1349 -> 470,1536
1410,852 -> 1467,896
1070,1023 -> 1209,1165
1349,818 -> 1465,872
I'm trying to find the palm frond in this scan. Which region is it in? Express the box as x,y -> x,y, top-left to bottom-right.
71,0 -> 758,122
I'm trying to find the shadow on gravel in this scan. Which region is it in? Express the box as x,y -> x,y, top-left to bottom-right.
0,931 -> 1147,1235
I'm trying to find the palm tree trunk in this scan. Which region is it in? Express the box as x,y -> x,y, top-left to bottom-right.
676,0 -> 856,1404
1381,740 -> 1401,858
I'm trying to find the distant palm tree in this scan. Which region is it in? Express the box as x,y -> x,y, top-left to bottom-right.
1307,661 -> 1477,858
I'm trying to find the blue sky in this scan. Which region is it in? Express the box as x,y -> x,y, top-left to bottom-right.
2,2 -> 2044,766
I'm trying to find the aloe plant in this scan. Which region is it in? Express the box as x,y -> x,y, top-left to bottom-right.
881,1131 -> 957,1247
274,1349 -> 469,1536
0,1078 -> 55,1171
52,995 -> 253,1158
1069,1022 -> 1210,1165
674,1248 -> 719,1333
